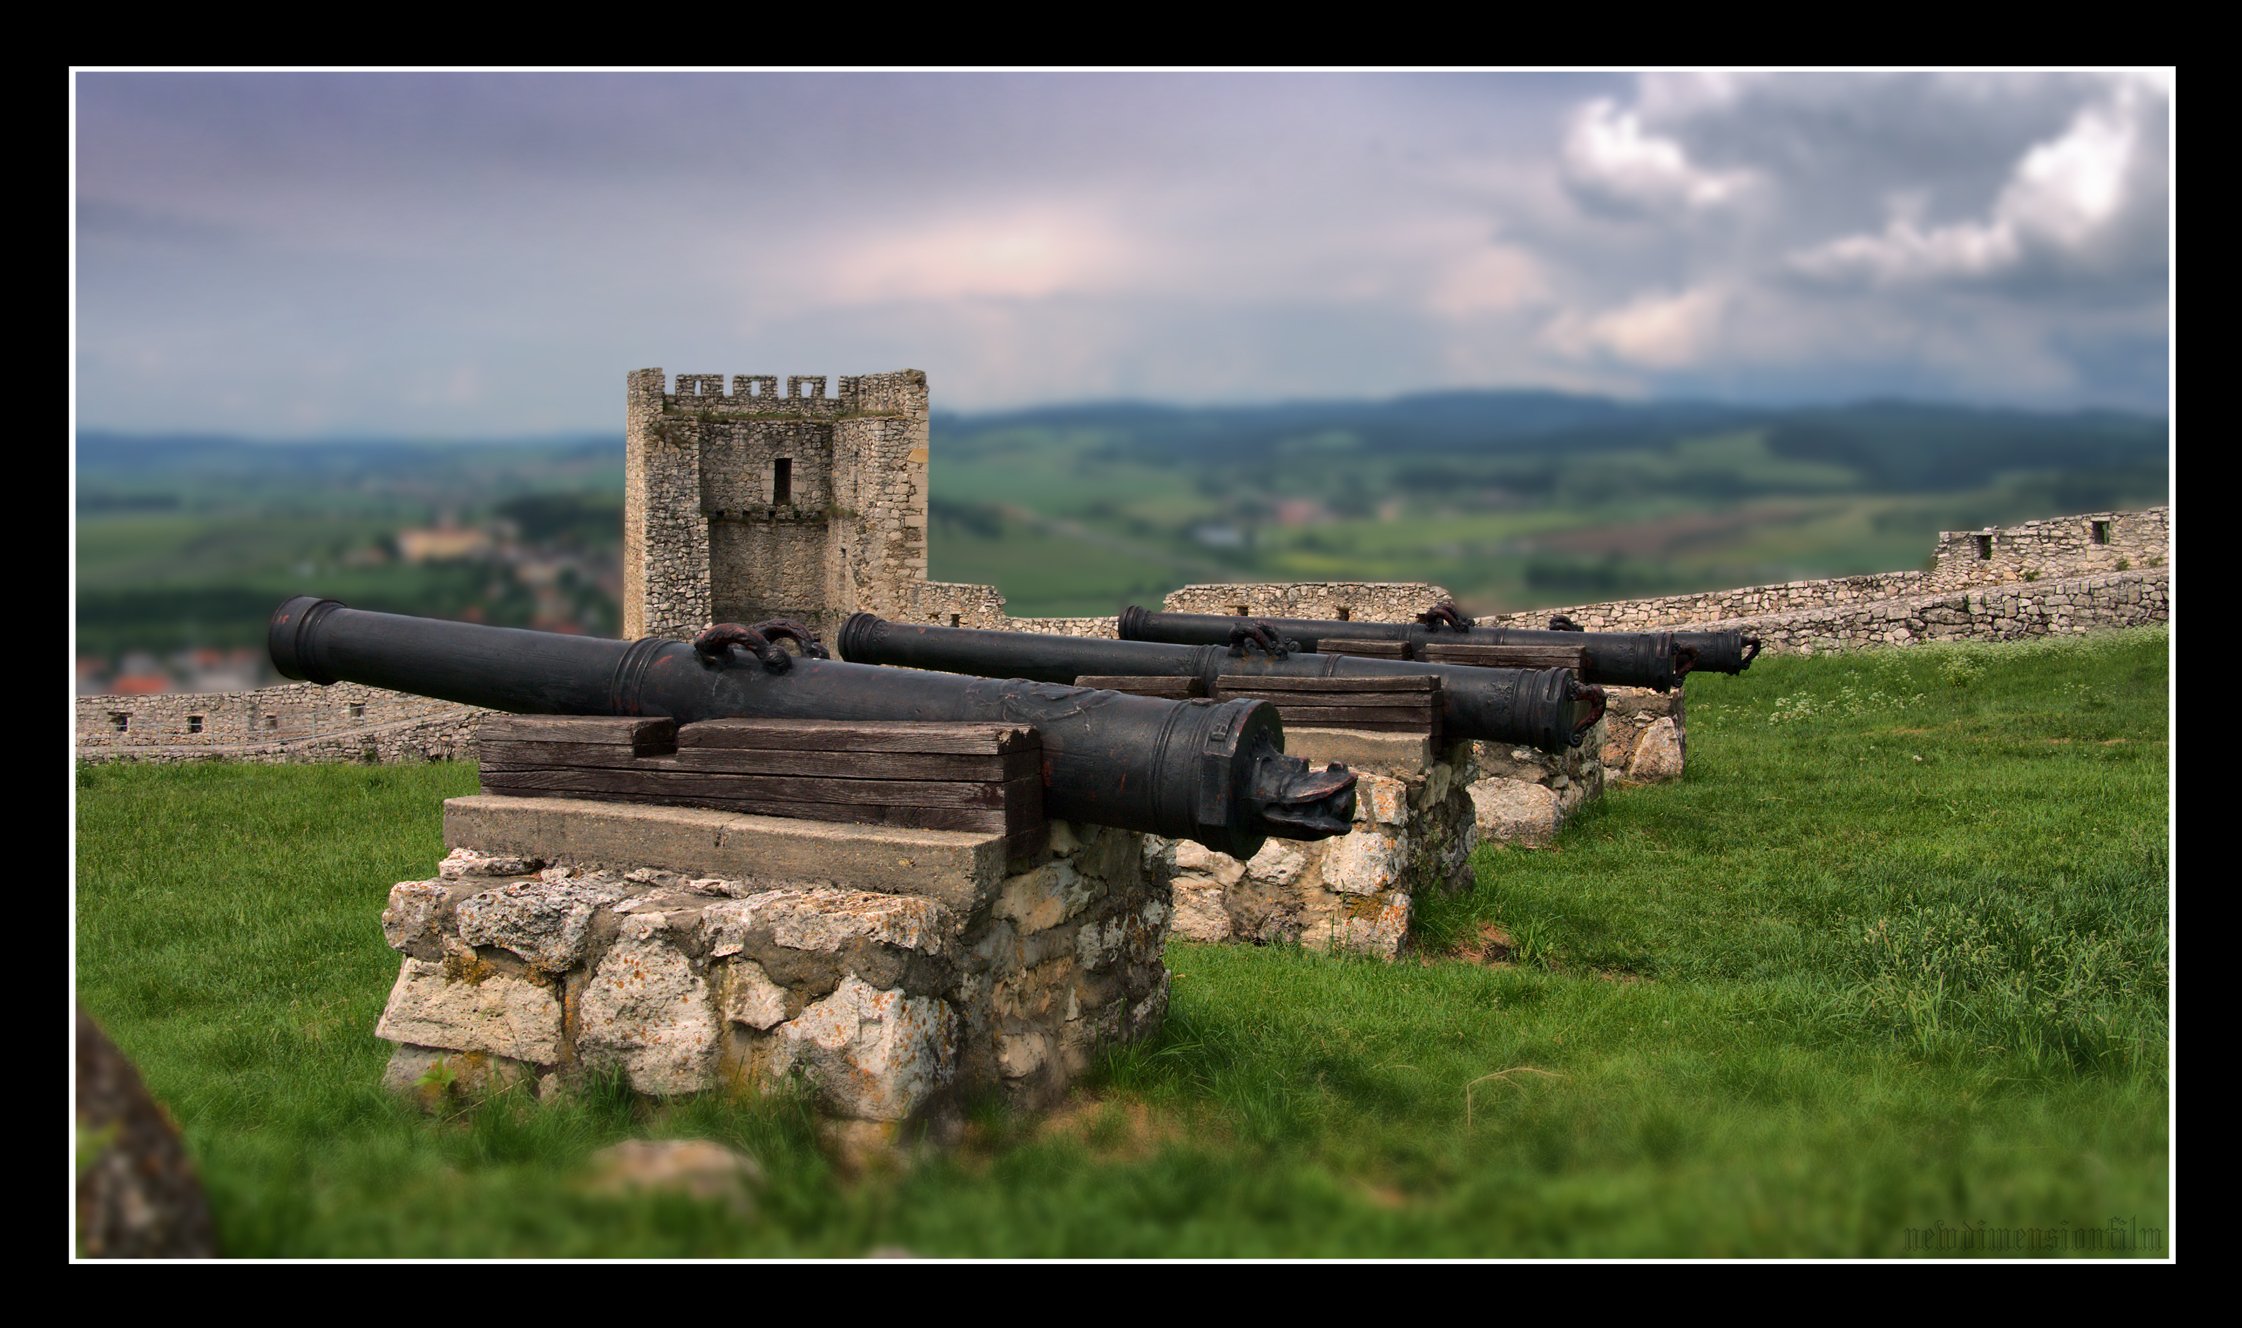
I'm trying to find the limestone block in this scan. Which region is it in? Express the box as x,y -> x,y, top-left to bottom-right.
720,959 -> 790,1031
376,946 -> 563,1064
584,1139 -> 762,1214
1622,717 -> 1685,783
381,1044 -> 535,1105
1323,892 -> 1412,960
579,916 -> 720,1096
1423,758 -> 1454,807
454,876 -> 634,972
773,976 -> 957,1121
701,887 -> 946,959
997,1031 -> 1049,1080
1167,874 -> 1239,941
1323,829 -> 1403,896
992,858 -> 1099,933
1173,840 -> 1248,887
382,879 -> 470,956
1357,773 -> 1410,827
1243,839 -> 1307,887
1470,778 -> 1563,847
438,847 -> 542,880
1126,986 -> 1169,1040
1073,916 -> 1129,970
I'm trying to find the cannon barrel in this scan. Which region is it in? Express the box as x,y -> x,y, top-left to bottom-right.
1115,606 -> 1747,689
1672,629 -> 1762,674
836,614 -> 1603,753
268,597 -> 1357,859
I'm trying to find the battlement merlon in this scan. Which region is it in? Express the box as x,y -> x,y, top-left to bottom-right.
627,368 -> 928,420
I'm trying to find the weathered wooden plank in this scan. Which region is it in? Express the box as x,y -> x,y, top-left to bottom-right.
1212,673 -> 1439,693
1273,718 -> 1435,733
478,740 -> 664,771
475,763 -> 1018,810
1419,643 -> 1589,670
1072,675 -> 1207,698
1215,690 -> 1441,709
1243,704 -> 1439,726
477,715 -> 677,753
668,746 -> 1042,782
1316,638 -> 1414,659
477,782 -> 1017,834
675,719 -> 1038,755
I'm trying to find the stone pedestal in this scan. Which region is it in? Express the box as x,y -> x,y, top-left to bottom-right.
1464,687 -> 1685,846
375,796 -> 1167,1137
1150,729 -> 1477,961
1600,686 -> 1686,784
1468,717 -> 1608,848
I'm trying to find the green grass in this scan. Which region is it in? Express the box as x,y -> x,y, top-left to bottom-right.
73,630 -> 2170,1257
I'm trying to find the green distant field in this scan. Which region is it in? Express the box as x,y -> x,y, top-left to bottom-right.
924,403 -> 2167,616
75,397 -> 2167,651
75,628 -> 2169,1257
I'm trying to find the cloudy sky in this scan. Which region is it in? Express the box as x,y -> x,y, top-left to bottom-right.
73,70 -> 2171,437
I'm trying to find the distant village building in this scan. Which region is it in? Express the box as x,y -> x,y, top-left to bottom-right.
394,527 -> 494,563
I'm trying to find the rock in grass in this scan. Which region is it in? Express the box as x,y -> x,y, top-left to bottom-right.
584,1139 -> 762,1215
75,1008 -> 218,1258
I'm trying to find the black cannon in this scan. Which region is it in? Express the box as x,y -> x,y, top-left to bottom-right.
268,597 -> 1357,859
835,614 -> 1604,752
1116,604 -> 1759,690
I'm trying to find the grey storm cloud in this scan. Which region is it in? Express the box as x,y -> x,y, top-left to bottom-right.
72,70 -> 2169,436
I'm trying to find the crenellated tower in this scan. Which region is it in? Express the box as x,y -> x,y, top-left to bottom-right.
622,368 -> 930,640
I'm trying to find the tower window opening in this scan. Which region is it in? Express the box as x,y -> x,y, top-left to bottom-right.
1976,535 -> 1993,560
774,458 -> 793,505
2092,520 -> 2110,545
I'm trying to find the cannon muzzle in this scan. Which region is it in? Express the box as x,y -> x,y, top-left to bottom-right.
269,596 -> 1356,858
1673,630 -> 1761,674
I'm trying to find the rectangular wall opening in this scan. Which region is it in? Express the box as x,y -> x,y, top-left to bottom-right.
265,715 -> 279,731
1976,535 -> 1994,560
187,715 -> 204,735
348,703 -> 365,719
109,712 -> 129,733
948,614 -> 960,627
2092,520 -> 2110,545
1335,606 -> 1353,621
1234,604 -> 1250,616
773,458 -> 793,505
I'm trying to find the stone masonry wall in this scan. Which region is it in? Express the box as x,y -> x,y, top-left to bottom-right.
1485,507 -> 2170,633
77,683 -> 486,764
1163,581 -> 1457,622
1925,506 -> 2168,591
379,810 -> 1167,1136
1698,567 -> 2169,657
1147,731 -> 1477,960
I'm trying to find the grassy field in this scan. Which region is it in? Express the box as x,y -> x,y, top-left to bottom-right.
73,628 -> 2170,1257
